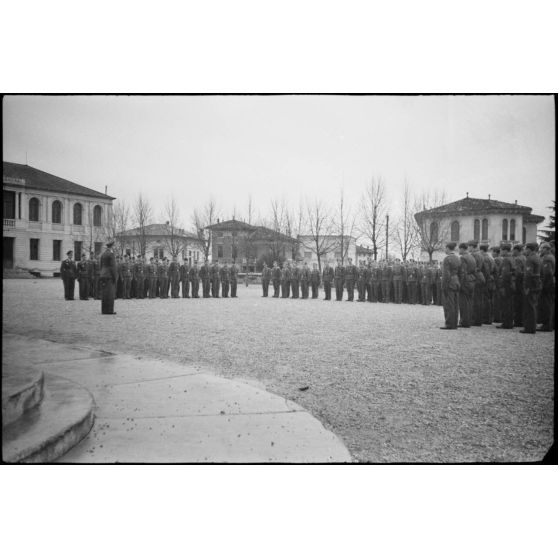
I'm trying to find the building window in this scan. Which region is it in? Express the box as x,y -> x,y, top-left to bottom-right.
74,241 -> 82,260
30,238 -> 39,260
3,191 -> 16,219
482,219 -> 488,240
510,219 -> 516,241
18,193 -> 22,219
52,200 -> 63,223
73,203 -> 83,225
430,221 -> 439,243
474,219 -> 480,241
450,221 -> 460,242
502,219 -> 508,241
93,205 -> 102,226
53,240 -> 62,261
217,245 -> 223,259
94,242 -> 103,256
154,248 -> 164,259
522,227 -> 526,244
29,197 -> 40,221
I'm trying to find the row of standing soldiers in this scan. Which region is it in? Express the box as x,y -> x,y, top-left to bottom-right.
440,240 -> 555,333
260,258 -> 446,304
63,253 -> 242,300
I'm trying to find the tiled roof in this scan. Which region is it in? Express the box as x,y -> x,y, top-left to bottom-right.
206,219 -> 257,232
3,162 -> 115,200
523,213 -> 545,224
120,223 -> 200,239
415,196 -> 533,219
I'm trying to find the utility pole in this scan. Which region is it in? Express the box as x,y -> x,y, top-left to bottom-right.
385,214 -> 389,260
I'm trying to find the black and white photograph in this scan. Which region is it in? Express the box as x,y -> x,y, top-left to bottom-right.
2,94 -> 554,464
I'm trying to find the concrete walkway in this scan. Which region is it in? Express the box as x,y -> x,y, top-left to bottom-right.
2,334 -> 352,463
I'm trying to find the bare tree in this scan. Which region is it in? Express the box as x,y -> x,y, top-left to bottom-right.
161,195 -> 185,258
259,197 -> 290,264
393,179 -> 419,261
285,199 -> 306,260
413,189 -> 449,262
104,199 -> 130,256
359,176 -> 388,261
132,193 -> 153,256
335,188 -> 357,264
191,197 -> 219,261
302,198 -> 337,271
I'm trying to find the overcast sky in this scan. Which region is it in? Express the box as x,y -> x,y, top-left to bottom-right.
3,95 -> 555,231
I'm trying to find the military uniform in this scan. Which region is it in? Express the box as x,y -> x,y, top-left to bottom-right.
441,245 -> 460,329
392,262 -> 403,303
168,259 -> 180,298
291,265 -> 300,298
92,256 -> 101,300
200,262 -> 211,298
300,264 -> 310,299
134,258 -> 145,299
180,262 -> 190,298
406,264 -> 417,304
115,258 -> 123,299
158,260 -> 169,298
322,264 -> 334,300
211,262 -> 221,297
458,249 -> 476,328
147,260 -> 157,298
491,249 -> 503,322
261,265 -> 271,297
229,264 -> 238,298
310,266 -> 321,298
60,254 -> 77,300
221,264 -> 230,298
521,245 -> 542,333
334,263 -> 344,301
496,246 -> 516,329
100,244 -> 117,314
271,264 -> 281,297
380,264 -> 391,303
470,246 -> 485,326
481,248 -> 495,324
512,247 -> 526,327
77,257 -> 89,300
281,265 -> 291,298
539,247 -> 555,331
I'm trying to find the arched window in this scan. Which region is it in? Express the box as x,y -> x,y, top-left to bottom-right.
474,219 -> 480,241
502,219 -> 508,241
93,205 -> 102,226
482,218 -> 488,240
510,219 -> 516,241
73,203 -> 82,225
450,221 -> 460,242
430,221 -> 439,243
52,200 -> 62,224
29,197 -> 40,221
522,227 -> 526,244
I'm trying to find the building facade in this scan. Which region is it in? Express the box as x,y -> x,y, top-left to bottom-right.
3,162 -> 115,276
414,195 -> 545,261
118,223 -> 205,263
297,235 -> 359,268
206,219 -> 297,271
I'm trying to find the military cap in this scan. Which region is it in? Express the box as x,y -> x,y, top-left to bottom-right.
479,244 -> 489,251
525,242 -> 539,251
467,240 -> 478,247
491,247 -> 500,253
66,250 -> 73,256
106,241 -> 115,248
446,241 -> 457,250
501,243 -> 512,251
512,244 -> 523,252
540,242 -> 551,250
458,243 -> 468,250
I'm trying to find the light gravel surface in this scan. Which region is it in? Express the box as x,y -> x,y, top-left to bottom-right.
3,278 -> 554,462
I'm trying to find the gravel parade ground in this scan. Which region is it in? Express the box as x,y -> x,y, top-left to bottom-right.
2,278 -> 554,463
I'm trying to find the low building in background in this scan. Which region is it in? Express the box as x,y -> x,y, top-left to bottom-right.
297,235 -> 358,268
414,195 -> 545,261
118,223 -> 205,264
3,161 -> 115,276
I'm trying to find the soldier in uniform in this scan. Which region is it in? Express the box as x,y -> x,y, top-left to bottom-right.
356,260 -> 366,302
322,260 -> 334,300
121,254 -> 132,299
538,242 -> 555,332
130,255 -> 137,298
334,259 -> 344,301
480,244 -> 495,324
468,241 -> 485,326
87,252 -> 96,300
435,262 -> 443,306
440,242 -> 460,330
134,255 -> 145,299
230,262 -> 238,298
370,262 -> 380,302
200,259 -> 211,298
211,260 -> 221,298
77,253 -> 90,300
92,253 -> 101,300
190,261 -> 200,298
271,261 -> 281,297
512,245 -> 526,328
291,261 -> 300,299
146,257 -> 157,298
310,262 -> 321,299
495,244 -> 516,329
458,243 -> 476,328
392,259 -> 403,304
221,263 -> 230,298
281,261 -> 291,298
380,262 -> 391,303
406,261 -> 417,304
261,262 -> 271,297
60,250 -> 76,300
344,258 -> 357,301
300,261 -> 310,299
491,247 -> 503,322
99,241 -> 117,315
169,255 -> 181,298
180,259 -> 190,298
521,242 -> 542,333
115,255 -> 123,299
158,257 -> 169,299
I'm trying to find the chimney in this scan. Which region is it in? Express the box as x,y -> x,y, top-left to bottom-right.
466,192 -> 469,198
217,218 -> 220,223
488,194 -> 491,200
105,185 -> 107,195
515,200 -> 517,205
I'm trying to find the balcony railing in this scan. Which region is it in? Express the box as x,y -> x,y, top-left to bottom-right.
3,218 -> 16,228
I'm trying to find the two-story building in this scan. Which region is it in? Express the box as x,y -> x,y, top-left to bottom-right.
3,162 -> 115,276
414,195 -> 545,261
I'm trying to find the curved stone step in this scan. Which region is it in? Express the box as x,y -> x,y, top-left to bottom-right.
2,373 -> 95,463
2,366 -> 44,426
